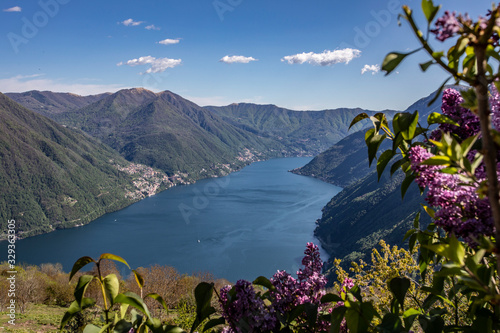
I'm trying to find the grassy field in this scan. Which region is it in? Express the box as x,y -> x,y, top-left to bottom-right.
0,304 -> 66,333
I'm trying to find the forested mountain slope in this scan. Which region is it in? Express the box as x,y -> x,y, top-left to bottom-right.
0,93 -> 169,239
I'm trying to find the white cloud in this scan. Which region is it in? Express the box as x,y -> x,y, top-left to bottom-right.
281,48 -> 361,66
361,64 -> 380,75
0,75 -> 127,95
117,56 -> 182,74
219,55 -> 258,64
3,6 -> 21,12
158,38 -> 180,45
145,24 -> 160,30
121,18 -> 144,26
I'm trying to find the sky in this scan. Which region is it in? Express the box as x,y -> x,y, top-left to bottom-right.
0,0 -> 494,111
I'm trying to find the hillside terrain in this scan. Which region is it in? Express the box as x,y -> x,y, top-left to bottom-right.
206,103 -> 395,156
1,88 -> 395,239
6,90 -> 110,117
293,90 -> 443,275
0,93 -> 174,239
11,88 -> 392,180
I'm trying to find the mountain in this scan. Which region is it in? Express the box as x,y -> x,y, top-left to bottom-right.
205,103 -> 396,156
0,93 -> 172,240
6,90 -> 110,118
10,88 -> 394,181
46,88 -> 277,179
294,90 -> 443,276
293,90 -> 443,187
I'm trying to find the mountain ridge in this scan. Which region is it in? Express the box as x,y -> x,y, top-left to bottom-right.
0,93 -> 175,240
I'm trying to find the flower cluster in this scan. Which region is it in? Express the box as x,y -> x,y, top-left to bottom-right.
430,88 -> 480,142
219,280 -> 276,333
219,243 -> 330,332
409,145 -> 494,243
490,85 -> 500,131
431,11 -> 461,41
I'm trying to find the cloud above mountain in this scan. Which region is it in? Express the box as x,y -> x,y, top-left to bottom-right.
117,56 -> 182,74
361,64 -> 380,75
158,38 -> 180,45
220,55 -> 258,64
121,18 -> 144,26
281,49 -> 361,66
3,6 -> 21,12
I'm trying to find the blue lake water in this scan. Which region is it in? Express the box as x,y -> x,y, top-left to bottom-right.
4,157 -> 341,282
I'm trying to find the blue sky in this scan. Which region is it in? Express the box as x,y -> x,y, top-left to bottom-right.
0,0 -> 492,111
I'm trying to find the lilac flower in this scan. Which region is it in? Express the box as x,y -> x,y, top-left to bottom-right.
219,243 -> 330,332
219,280 -> 276,333
430,88 -> 481,141
409,145 -> 494,243
490,84 -> 500,131
431,11 -> 461,41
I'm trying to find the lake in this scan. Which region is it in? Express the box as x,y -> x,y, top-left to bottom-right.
4,157 -> 341,282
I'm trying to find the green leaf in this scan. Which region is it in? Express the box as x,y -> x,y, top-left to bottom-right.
74,275 -> 94,307
146,293 -> 169,312
191,282 -> 216,333
345,307 -> 370,333
304,303 -> 319,328
414,211 -> 421,228
252,276 -> 275,291
422,205 -> 435,218
103,274 -> 119,306
97,323 -> 112,333
69,256 -> 95,281
388,277 -> 410,312
60,298 -> 96,330
99,253 -> 130,269
401,173 -> 416,199
390,158 -> 405,176
460,88 -> 478,111
330,306 -> 347,333
382,52 -> 412,75
321,293 -> 343,303
202,317 -> 226,332
365,129 -> 387,166
378,313 -> 403,332
349,113 -> 369,130
133,269 -> 145,289
420,155 -> 451,166
370,113 -> 390,133
427,112 -> 459,126
421,0 -> 441,23
397,111 -> 419,140
83,324 -> 101,333
418,315 -> 445,333
424,236 -> 465,266
409,233 -> 418,253
403,308 -> 421,329
114,319 -> 133,332
377,150 -> 395,181
114,292 -> 152,321
419,60 -> 435,72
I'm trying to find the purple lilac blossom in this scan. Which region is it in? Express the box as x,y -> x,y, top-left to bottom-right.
430,88 -> 481,142
431,11 -> 461,41
219,280 -> 276,333
409,145 -> 494,243
219,243 -> 330,332
490,85 -> 500,131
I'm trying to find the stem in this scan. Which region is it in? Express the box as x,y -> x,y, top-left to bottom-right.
473,45 -> 500,278
97,262 -> 110,333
